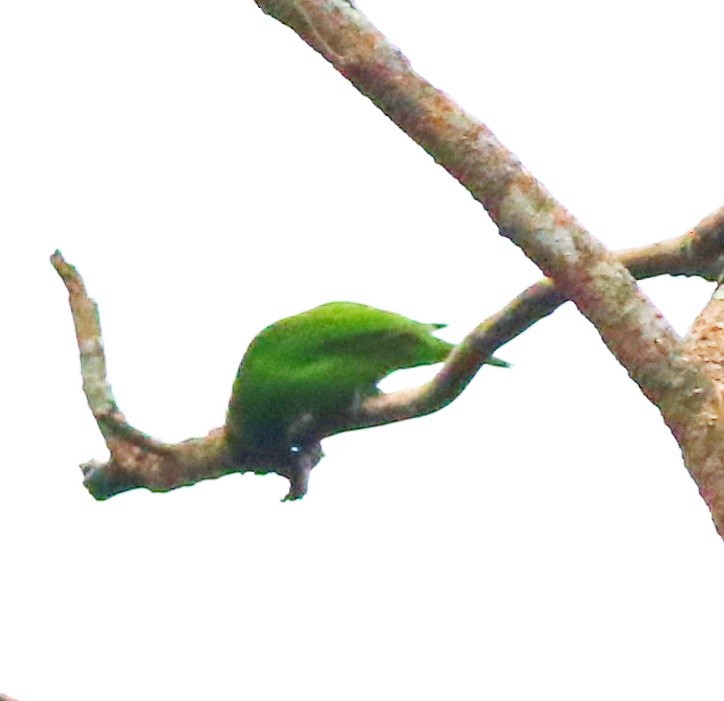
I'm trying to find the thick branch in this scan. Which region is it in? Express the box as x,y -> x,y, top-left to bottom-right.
679,284 -> 724,535
255,0 -> 715,436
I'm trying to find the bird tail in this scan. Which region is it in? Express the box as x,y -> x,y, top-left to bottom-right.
428,324 -> 509,368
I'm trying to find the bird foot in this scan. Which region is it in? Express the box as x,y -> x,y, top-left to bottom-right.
282,442 -> 324,501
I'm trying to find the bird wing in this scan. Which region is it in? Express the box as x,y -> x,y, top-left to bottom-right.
316,328 -> 434,361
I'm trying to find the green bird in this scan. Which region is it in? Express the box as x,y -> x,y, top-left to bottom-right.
226,302 -> 508,457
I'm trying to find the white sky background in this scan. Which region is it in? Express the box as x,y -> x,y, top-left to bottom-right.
2,1 -> 724,699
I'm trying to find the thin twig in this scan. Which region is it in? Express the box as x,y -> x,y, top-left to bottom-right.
53,205 -> 721,499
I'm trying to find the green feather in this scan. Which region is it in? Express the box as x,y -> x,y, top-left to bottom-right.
226,302 -> 507,454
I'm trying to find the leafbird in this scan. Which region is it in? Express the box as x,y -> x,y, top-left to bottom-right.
226,302 -> 508,457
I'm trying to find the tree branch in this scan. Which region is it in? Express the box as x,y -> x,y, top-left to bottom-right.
53,206 -> 721,500
679,283 -> 724,529
51,251 -> 324,500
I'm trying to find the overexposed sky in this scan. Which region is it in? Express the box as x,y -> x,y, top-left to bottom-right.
2,1 -> 724,699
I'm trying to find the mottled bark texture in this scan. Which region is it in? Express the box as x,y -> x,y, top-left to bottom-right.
680,287 -> 724,529
53,0 -> 723,533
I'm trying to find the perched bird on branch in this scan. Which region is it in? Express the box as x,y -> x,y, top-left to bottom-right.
226,302 -> 508,458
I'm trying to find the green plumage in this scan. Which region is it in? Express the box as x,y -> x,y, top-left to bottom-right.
226,302 -> 507,455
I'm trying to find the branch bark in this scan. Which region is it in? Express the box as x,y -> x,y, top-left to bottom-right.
680,284 -> 724,526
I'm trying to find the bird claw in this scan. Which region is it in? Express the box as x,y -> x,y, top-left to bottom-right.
282,442 -> 323,501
